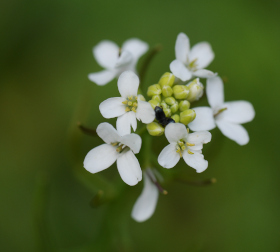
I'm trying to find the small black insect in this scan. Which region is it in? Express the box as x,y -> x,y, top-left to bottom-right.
155,106 -> 175,127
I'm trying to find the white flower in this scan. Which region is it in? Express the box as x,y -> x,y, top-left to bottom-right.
88,38 -> 149,86
83,122 -> 142,186
131,169 -> 159,222
158,123 -> 211,173
170,32 -> 216,82
188,76 -> 255,145
99,71 -> 155,136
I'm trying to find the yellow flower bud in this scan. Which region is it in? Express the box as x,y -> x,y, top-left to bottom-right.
170,103 -> 179,113
148,99 -> 160,109
173,85 -> 189,99
152,95 -> 161,102
179,100 -> 190,111
171,114 -> 180,123
164,97 -> 176,106
163,108 -> 171,117
147,84 -> 162,97
158,72 -> 175,87
160,101 -> 168,109
186,78 -> 204,102
180,109 -> 196,125
146,122 -> 165,136
162,85 -> 173,97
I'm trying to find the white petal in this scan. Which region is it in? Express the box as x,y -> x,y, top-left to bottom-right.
189,42 -> 214,69
96,122 -> 121,144
88,70 -> 117,86
158,143 -> 180,168
131,172 -> 159,222
93,40 -> 119,69
118,71 -> 139,97
170,60 -> 192,81
99,97 -> 126,118
216,120 -> 249,145
165,123 -> 188,144
84,144 -> 118,173
182,151 -> 208,173
117,150 -> 142,186
188,107 -> 216,131
218,101 -> 255,124
136,101 -> 155,123
193,69 -> 217,78
116,111 -> 137,136
175,33 -> 190,64
120,133 -> 142,154
115,50 -> 133,68
122,38 -> 149,62
206,76 -> 224,110
187,131 -> 212,145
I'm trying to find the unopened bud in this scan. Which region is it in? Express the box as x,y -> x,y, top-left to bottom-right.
162,85 -> 173,97
164,97 -> 176,106
149,99 -> 160,109
186,78 -> 204,102
158,72 -> 175,87
171,114 -> 180,123
163,108 -> 171,117
170,103 -> 179,113
173,85 -> 189,99
152,95 -> 161,102
160,101 -> 168,109
147,84 -> 162,97
179,100 -> 190,111
180,109 -> 196,125
147,122 -> 165,136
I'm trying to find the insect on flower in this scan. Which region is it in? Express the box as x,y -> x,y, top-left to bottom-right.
154,106 -> 175,127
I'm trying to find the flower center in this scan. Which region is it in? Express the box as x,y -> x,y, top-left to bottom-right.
214,107 -> 227,118
176,139 -> 195,157
188,58 -> 198,71
122,96 -> 138,113
111,142 -> 129,153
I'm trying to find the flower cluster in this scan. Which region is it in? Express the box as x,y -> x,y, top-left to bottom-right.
83,32 -> 255,222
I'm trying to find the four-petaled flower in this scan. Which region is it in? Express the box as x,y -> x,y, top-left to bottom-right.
158,123 -> 211,173
170,32 -> 216,82
131,168 -> 159,222
88,38 -> 148,86
99,71 -> 155,136
83,122 -> 142,186
188,76 -> 255,145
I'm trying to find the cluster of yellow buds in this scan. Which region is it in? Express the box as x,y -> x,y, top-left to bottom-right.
146,72 -> 203,136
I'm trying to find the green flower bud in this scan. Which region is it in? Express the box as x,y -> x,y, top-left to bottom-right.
180,109 -> 196,125
152,95 -> 161,102
146,122 -> 164,136
164,97 -> 176,106
137,94 -> 146,101
162,85 -> 173,97
163,108 -> 171,117
148,99 -> 160,109
147,84 -> 162,97
186,78 -> 204,102
160,101 -> 168,109
170,103 -> 179,113
171,114 -> 180,123
158,72 -> 175,87
173,85 -> 189,99
179,100 -> 190,111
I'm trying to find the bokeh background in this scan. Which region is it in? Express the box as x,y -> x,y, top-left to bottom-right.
1,0 -> 280,251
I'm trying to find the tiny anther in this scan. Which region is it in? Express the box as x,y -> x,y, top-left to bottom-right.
133,102 -> 137,107
187,149 -> 194,155
116,145 -> 123,152
181,145 -> 186,150
128,96 -> 133,100
179,142 -> 184,147
111,142 -> 118,146
176,148 -> 181,153
122,100 -> 128,105
128,101 -> 132,106
186,142 -> 195,146
131,107 -> 137,113
163,190 -> 168,195
125,107 -> 131,112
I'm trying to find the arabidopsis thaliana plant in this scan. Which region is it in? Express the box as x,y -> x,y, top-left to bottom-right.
83,122 -> 142,186
188,76 -> 255,145
131,169 -> 159,222
158,123 -> 211,173
88,38 -> 148,85
170,32 -> 216,82
99,71 -> 155,136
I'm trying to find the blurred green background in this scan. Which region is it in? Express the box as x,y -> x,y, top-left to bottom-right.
1,0 -> 280,251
